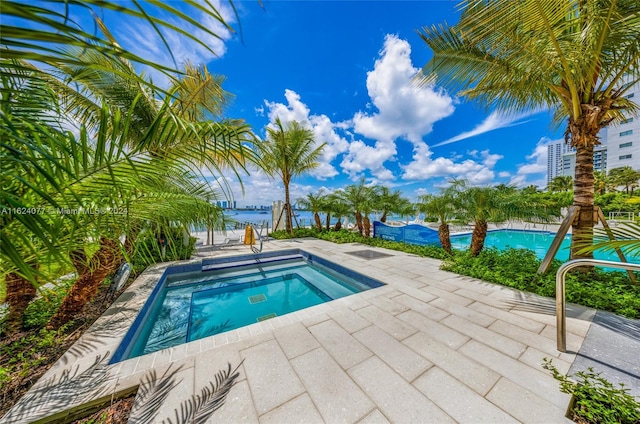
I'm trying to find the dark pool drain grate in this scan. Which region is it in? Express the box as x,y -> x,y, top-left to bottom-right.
345,249 -> 393,260
257,313 -> 277,322
249,294 -> 267,304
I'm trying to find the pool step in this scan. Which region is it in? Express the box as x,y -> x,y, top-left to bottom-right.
201,254 -> 304,272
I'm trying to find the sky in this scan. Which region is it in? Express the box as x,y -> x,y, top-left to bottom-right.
59,1 -> 567,207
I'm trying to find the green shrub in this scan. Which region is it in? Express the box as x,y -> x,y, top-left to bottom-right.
543,359 -> 640,424
441,248 -> 640,319
131,227 -> 196,272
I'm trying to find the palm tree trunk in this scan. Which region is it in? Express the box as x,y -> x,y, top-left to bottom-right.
334,219 -> 342,231
438,223 -> 452,254
380,211 -> 387,223
363,216 -> 371,238
284,180 -> 293,233
314,212 -> 322,231
355,212 -> 363,235
69,248 -> 89,276
571,142 -> 595,260
470,220 -> 488,256
325,212 -> 331,231
4,271 -> 37,334
48,238 -> 122,329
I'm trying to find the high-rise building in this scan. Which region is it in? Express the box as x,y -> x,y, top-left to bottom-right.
547,139 -> 571,183
606,90 -> 640,172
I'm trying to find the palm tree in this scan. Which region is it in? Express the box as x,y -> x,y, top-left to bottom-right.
594,171 -> 614,195
298,191 -> 325,232
338,180 -> 373,236
376,187 -> 406,223
418,0 -> 640,259
417,193 -> 455,254
452,181 -> 557,256
609,166 -> 640,195
326,194 -> 351,231
2,65 -> 251,331
256,118 -> 325,233
547,176 -> 574,193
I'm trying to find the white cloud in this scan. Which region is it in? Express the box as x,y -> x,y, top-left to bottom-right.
434,111 -> 534,147
263,89 -> 350,180
402,143 -> 498,185
342,34 -> 455,180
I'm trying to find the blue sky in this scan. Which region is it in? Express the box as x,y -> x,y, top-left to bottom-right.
48,1 -> 567,207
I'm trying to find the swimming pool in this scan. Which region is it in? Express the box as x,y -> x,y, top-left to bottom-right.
450,229 -> 639,262
111,250 -> 384,362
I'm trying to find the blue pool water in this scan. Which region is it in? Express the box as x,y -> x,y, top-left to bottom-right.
450,229 -> 639,263
113,251 -> 383,361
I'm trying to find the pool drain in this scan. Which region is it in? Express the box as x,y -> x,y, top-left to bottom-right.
249,294 -> 267,304
257,313 -> 277,322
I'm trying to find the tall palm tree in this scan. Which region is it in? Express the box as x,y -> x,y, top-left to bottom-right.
547,176 -> 574,193
256,118 -> 325,233
417,193 -> 455,254
418,0 -> 640,259
298,191 -> 325,231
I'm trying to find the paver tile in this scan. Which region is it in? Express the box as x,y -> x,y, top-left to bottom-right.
240,339 -> 305,414
348,357 -> 454,423
308,320 -> 373,369
128,364 -> 194,424
327,307 -> 372,333
258,394 -> 323,424
291,348 -> 374,423
519,347 -> 573,376
396,285 -> 436,303
393,294 -> 449,321
430,298 -> 496,327
356,409 -> 391,424
367,295 -> 410,315
486,378 -> 572,423
356,305 -> 418,340
274,321 -> 321,359
489,319 -> 576,359
414,368 -> 519,423
467,301 -> 546,333
459,340 -> 572,409
403,331 -> 500,396
420,284 -> 474,306
397,310 -> 469,349
354,325 -> 432,381
208,380 -> 259,424
442,315 -> 526,358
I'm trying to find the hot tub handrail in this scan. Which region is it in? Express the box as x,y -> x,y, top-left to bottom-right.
556,259 -> 640,352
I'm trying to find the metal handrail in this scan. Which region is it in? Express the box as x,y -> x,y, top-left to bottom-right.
556,259 -> 640,352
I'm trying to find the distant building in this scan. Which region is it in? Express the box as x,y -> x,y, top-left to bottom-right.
560,144 -> 608,179
547,139 -> 571,183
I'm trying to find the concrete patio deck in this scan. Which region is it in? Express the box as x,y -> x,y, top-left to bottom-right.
2,238 -> 638,423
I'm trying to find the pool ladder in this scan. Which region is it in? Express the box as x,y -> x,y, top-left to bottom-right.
556,259 -> 640,352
